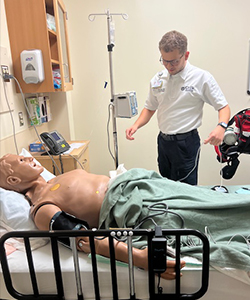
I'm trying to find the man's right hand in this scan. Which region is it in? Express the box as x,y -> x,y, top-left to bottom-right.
125,108 -> 156,140
126,125 -> 138,140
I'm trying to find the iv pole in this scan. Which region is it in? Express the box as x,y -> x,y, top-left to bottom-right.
88,10 -> 128,169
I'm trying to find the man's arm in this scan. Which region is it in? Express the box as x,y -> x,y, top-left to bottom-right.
126,108 -> 155,140
204,104 -> 231,145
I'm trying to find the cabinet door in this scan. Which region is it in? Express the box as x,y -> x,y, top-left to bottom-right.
54,0 -> 73,91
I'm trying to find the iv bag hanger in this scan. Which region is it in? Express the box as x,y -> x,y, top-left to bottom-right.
88,9 -> 128,169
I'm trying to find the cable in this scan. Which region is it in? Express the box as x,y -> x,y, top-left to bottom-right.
178,141 -> 203,182
178,139 -> 227,190
110,202 -> 185,244
135,202 -> 185,230
107,103 -> 116,162
218,146 -> 224,188
59,154 -> 64,173
0,73 -> 19,154
211,143 -> 229,193
66,153 -> 85,169
157,273 -> 163,294
5,73 -> 62,174
227,234 -> 250,250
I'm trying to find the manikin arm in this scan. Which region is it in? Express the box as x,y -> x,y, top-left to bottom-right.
77,235 -> 185,280
34,205 -> 185,280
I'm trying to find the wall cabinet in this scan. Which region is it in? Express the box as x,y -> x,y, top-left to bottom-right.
4,0 -> 73,93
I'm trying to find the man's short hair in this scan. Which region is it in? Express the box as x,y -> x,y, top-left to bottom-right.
159,30 -> 187,54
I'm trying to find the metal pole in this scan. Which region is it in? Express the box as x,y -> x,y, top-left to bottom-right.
106,9 -> 118,168
88,10 -> 128,168
70,237 -> 84,300
127,235 -> 136,299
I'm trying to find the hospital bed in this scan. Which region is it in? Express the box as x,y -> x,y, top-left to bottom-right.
0,228 -> 209,300
1,228 -> 250,300
1,198 -> 250,300
1,150 -> 250,299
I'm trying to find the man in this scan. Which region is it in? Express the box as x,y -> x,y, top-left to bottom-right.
126,30 -> 230,185
0,154 -> 184,280
1,154 -> 250,274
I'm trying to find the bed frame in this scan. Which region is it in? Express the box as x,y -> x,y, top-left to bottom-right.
0,228 -> 209,300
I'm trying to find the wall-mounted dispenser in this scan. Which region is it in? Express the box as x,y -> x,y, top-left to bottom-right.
20,49 -> 45,84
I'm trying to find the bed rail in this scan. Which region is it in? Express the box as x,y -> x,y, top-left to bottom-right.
0,229 -> 209,300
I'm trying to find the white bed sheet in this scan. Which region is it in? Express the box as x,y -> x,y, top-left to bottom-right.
1,242 -> 250,300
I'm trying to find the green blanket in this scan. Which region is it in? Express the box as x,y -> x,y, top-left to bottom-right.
99,168 -> 250,271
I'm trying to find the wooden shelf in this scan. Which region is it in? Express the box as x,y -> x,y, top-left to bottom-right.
51,59 -> 60,65
48,29 -> 57,36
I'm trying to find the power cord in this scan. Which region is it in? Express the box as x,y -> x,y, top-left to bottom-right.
178,141 -> 203,182
107,103 -> 116,162
178,139 -> 228,192
66,153 -> 85,169
1,73 -> 19,154
135,202 -> 185,230
1,72 -> 62,174
211,143 -> 228,193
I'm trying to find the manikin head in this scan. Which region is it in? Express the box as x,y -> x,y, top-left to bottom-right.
159,30 -> 189,75
0,154 -> 44,194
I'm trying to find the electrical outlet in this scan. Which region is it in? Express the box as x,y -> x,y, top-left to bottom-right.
1,65 -> 10,82
18,112 -> 24,126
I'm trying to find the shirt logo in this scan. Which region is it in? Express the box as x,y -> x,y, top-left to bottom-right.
152,80 -> 163,89
181,86 -> 195,92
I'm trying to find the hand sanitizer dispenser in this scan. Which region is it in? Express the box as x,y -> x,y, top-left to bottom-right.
20,49 -> 45,84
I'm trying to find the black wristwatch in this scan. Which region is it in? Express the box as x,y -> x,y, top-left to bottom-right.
218,122 -> 228,129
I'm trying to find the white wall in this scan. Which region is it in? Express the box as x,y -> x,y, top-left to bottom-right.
65,0 -> 250,184
1,0 -> 250,185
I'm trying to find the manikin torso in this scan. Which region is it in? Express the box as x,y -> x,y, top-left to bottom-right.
27,169 -> 110,228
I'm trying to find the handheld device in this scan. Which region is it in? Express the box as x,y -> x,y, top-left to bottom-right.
152,226 -> 167,273
40,130 -> 70,155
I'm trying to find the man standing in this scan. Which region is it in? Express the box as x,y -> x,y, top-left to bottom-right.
126,30 -> 230,185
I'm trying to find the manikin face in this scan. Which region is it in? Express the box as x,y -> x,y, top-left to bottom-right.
160,49 -> 189,75
3,154 -> 44,185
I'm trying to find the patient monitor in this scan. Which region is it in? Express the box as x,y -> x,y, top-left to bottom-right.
114,91 -> 138,118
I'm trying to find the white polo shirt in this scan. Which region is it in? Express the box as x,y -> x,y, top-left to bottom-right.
145,61 -> 228,134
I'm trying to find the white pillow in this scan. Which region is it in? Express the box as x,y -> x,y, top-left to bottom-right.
19,148 -> 55,182
0,149 -> 55,251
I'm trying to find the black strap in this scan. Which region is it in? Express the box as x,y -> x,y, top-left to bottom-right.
50,211 -> 89,247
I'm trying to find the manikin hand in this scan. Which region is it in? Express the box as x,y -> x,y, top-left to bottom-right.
76,236 -> 185,280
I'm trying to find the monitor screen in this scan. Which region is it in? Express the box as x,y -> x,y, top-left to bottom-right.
51,131 -> 61,141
